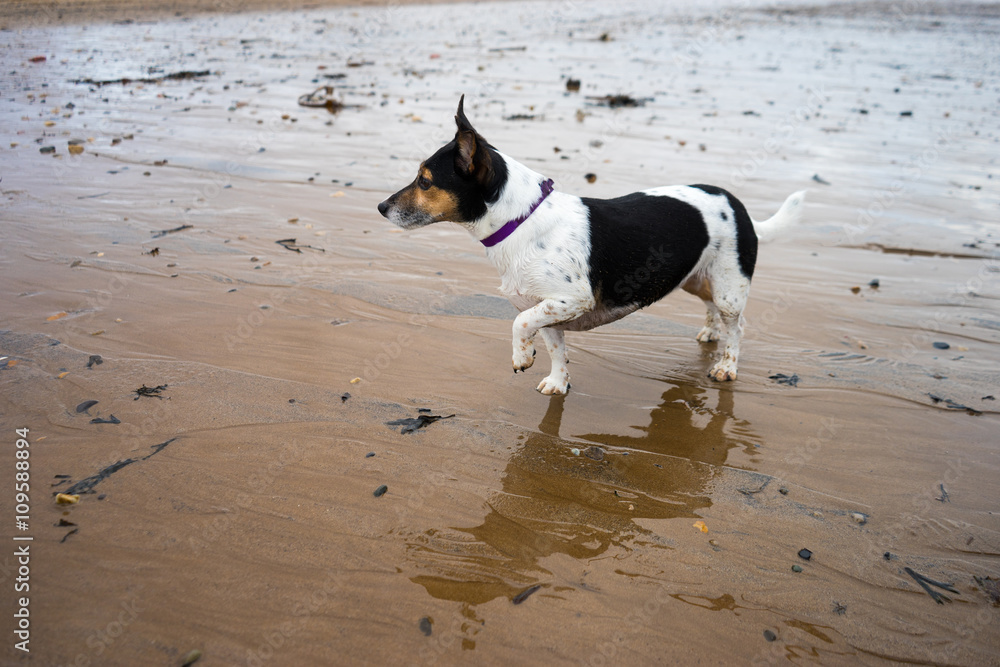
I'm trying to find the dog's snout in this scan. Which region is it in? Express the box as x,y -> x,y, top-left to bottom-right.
377,199 -> 390,218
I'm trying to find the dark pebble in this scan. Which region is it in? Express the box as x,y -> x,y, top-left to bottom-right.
341,392 -> 351,402
791,564 -> 803,573
932,342 -> 950,350
778,487 -> 788,495
373,484 -> 388,497
365,452 -> 375,458
583,446 -> 605,461
883,551 -> 893,561
98,494 -> 106,500
868,278 -> 880,289
40,146 -> 56,154
763,630 -> 777,642
798,548 -> 812,560
288,398 -> 296,403
418,617 -> 432,636
584,173 -> 597,183
75,400 -> 99,413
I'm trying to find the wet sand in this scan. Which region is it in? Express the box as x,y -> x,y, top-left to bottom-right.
1,0 -> 999,664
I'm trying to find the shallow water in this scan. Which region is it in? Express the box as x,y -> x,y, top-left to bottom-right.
1,1 -> 999,664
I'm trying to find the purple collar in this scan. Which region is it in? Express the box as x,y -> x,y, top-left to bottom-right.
480,179 -> 554,248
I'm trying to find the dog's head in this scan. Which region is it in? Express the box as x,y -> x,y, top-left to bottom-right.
377,95 -> 508,229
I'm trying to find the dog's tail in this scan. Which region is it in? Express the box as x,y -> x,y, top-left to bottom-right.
753,190 -> 806,242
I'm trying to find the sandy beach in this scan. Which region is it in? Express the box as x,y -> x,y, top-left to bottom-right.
1,0 -> 998,664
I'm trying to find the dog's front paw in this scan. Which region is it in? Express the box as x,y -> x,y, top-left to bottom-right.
512,340 -> 536,373
708,357 -> 738,382
536,374 -> 569,395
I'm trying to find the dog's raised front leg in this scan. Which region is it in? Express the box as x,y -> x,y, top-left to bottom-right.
536,328 -> 570,395
512,298 -> 589,375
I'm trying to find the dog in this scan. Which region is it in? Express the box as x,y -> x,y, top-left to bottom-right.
378,96 -> 805,395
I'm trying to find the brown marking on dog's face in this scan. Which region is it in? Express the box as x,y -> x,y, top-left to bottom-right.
402,166 -> 462,220
380,164 -> 464,228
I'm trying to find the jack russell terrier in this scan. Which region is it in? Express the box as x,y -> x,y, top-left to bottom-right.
378,96 -> 805,395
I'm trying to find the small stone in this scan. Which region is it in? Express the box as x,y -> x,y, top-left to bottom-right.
850,512 -> 867,525
791,564 -> 803,573
584,173 -> 597,183
932,341 -> 950,350
868,278 -> 880,289
570,448 -> 580,456
778,487 -> 788,495
40,146 -> 56,154
798,548 -> 812,560
850,286 -> 861,294
763,629 -> 777,642
181,649 -> 203,666
68,144 -> 84,155
365,452 -> 375,458
418,617 -> 433,636
583,446 -> 604,461
373,485 -> 388,497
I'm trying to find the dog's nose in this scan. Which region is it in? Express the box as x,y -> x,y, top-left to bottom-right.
377,200 -> 389,218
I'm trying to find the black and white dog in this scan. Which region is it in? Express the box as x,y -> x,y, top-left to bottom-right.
378,96 -> 804,395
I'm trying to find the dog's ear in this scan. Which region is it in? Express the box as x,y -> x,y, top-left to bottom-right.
454,95 -> 495,186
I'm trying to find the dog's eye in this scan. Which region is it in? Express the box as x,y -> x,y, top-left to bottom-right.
417,176 -> 432,190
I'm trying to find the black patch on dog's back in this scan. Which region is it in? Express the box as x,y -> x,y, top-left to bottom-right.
584,192 -> 710,310
691,184 -> 757,279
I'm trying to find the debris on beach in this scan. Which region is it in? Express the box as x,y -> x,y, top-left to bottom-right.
386,413 -> 455,434
418,617 -> 433,636
585,173 -> 597,183
134,384 -> 168,400
973,575 -> 1000,605
768,373 -> 799,387
72,70 -> 212,87
798,548 -> 813,561
512,584 -> 541,605
373,484 -> 388,497
904,566 -> 959,604
927,393 -> 982,415
276,238 -> 325,253
297,85 -> 343,112
75,399 -> 98,414
812,174 -> 832,185
181,649 -> 203,666
763,630 -> 777,641
932,341 -> 950,350
585,94 -> 649,108
152,224 -> 193,238
565,78 -> 581,92
90,414 -> 120,424
55,493 -> 79,505
935,484 -> 949,502
61,438 -> 176,496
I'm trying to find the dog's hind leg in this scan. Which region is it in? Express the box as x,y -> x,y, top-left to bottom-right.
536,328 -> 570,395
